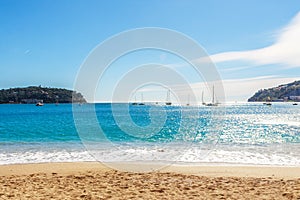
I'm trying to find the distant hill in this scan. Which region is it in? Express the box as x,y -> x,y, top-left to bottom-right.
0,86 -> 86,104
248,80 -> 300,102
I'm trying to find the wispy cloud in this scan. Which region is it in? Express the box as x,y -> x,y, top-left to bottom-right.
132,76 -> 300,102
219,65 -> 255,72
186,76 -> 300,101
210,12 -> 300,68
220,76 -> 300,101
24,49 -> 31,55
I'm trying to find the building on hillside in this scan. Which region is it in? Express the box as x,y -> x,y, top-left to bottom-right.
289,96 -> 300,101
21,99 -> 43,104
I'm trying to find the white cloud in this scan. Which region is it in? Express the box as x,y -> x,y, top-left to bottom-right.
94,75 -> 300,103
219,65 -> 255,72
176,76 -> 300,102
210,12 -> 300,68
24,49 -> 31,55
220,76 -> 300,101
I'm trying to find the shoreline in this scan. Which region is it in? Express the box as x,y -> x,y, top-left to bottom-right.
1,162 -> 300,178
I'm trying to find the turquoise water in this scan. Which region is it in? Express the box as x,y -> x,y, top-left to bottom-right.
0,104 -> 78,143
0,103 -> 299,165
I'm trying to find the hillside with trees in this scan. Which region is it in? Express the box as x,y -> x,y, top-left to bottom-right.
0,86 -> 86,104
248,80 -> 300,102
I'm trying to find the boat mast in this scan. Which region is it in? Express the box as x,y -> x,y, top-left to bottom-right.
165,89 -> 172,105
212,86 -> 215,104
166,90 -> 170,102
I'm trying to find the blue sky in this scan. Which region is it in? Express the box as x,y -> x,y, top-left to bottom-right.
1,1 -> 300,101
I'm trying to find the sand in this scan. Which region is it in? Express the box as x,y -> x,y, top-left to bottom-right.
0,162 -> 300,199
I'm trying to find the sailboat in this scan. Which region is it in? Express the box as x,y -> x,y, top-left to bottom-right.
264,96 -> 272,106
131,95 -> 138,105
138,93 -> 145,105
186,94 -> 190,106
165,89 -> 172,105
36,101 -> 44,106
201,91 -> 206,105
206,86 -> 218,107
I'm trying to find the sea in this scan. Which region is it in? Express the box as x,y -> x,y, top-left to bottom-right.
0,103 -> 299,166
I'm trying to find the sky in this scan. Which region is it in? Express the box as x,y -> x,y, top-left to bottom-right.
0,0 -> 300,102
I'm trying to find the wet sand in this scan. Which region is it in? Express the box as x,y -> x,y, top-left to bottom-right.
0,162 -> 300,199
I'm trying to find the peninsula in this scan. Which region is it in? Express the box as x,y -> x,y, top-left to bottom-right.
0,86 -> 86,104
248,80 -> 300,102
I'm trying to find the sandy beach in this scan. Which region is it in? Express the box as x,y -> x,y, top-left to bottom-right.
0,162 -> 300,199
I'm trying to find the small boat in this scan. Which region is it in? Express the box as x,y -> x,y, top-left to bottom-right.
131,96 -> 138,105
186,95 -> 190,106
165,89 -> 172,105
36,102 -> 44,106
138,93 -> 145,106
293,103 -> 298,105
206,86 -> 218,107
202,91 -> 206,105
206,102 -> 217,106
264,97 -> 272,106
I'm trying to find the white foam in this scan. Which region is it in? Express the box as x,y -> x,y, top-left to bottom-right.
0,150 -> 95,165
1,143 -> 299,166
